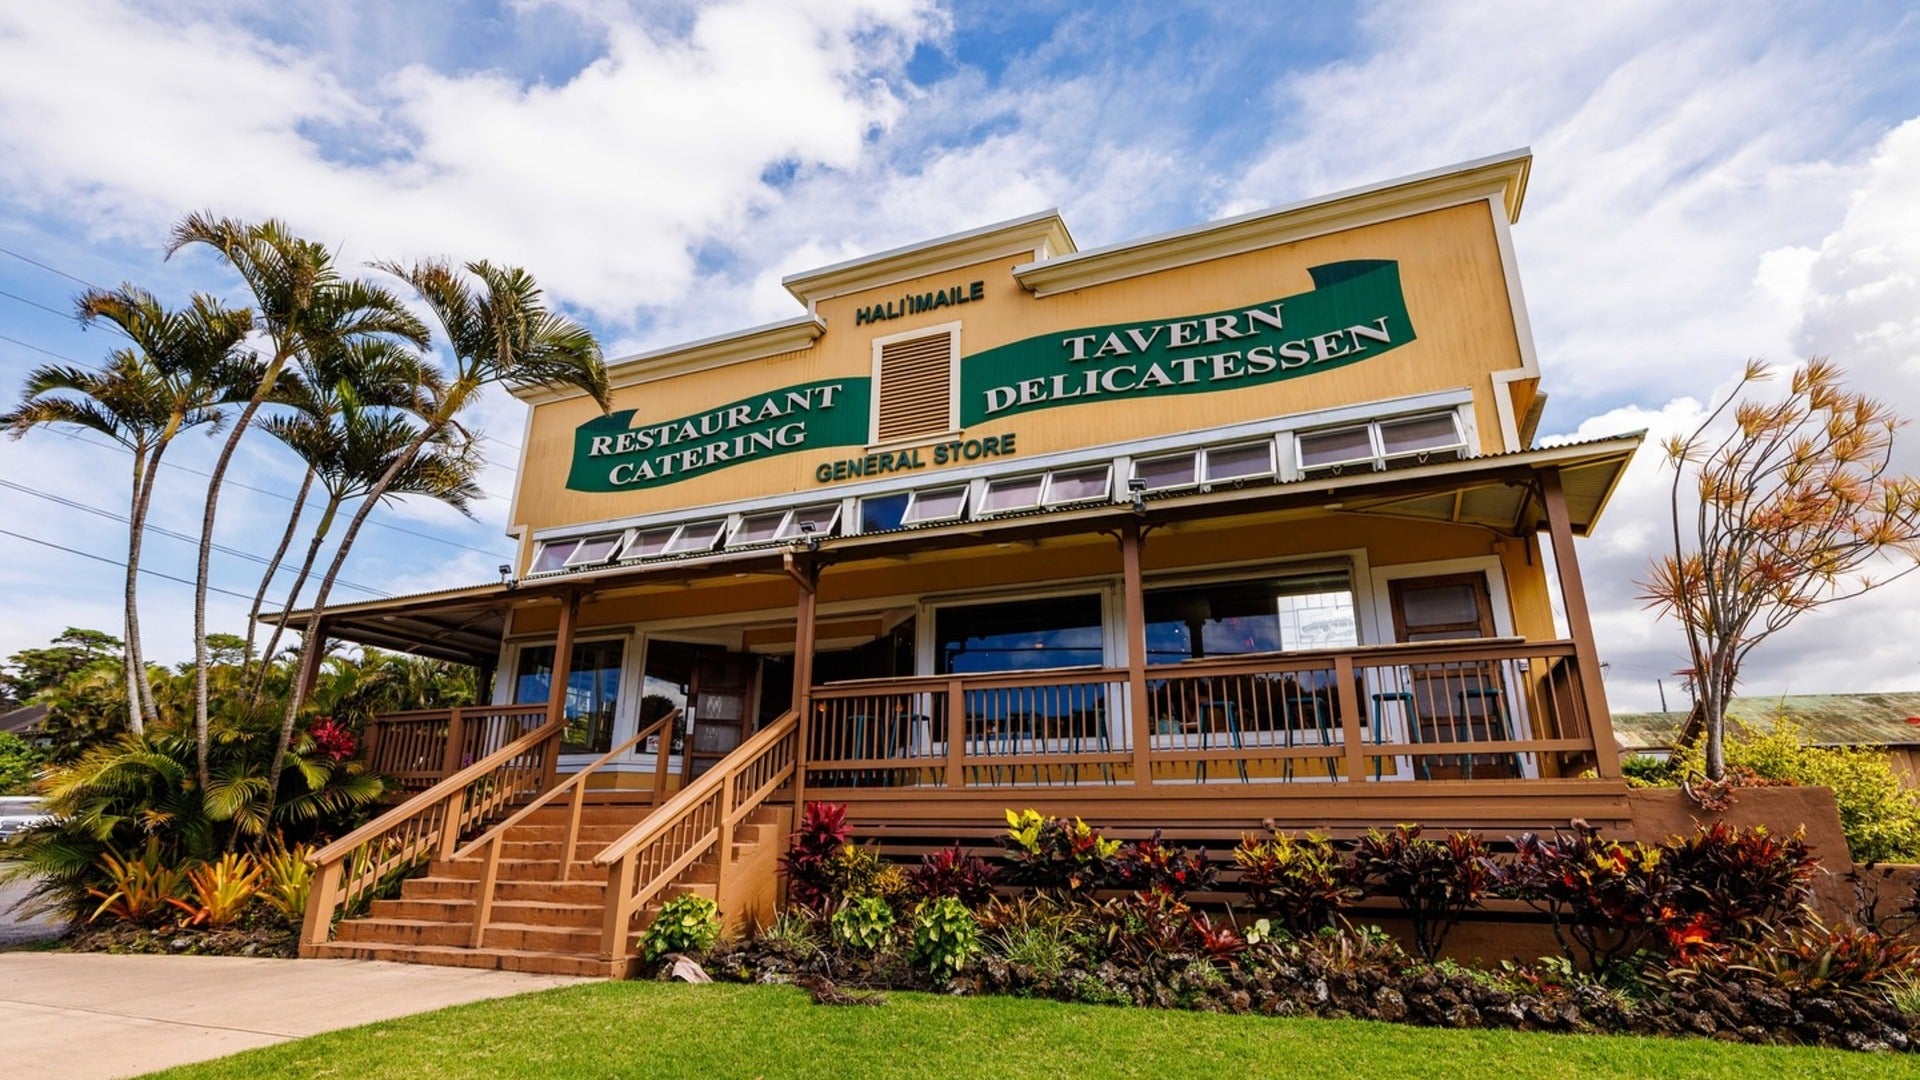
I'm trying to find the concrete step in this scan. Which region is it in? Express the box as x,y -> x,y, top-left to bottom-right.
308,940 -> 624,979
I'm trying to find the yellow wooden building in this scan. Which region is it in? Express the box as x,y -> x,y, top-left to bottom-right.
292,149 -> 1642,975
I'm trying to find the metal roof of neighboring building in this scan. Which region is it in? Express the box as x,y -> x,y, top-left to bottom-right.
1614,692 -> 1920,753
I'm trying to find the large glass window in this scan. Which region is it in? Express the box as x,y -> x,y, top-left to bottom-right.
1144,571 -> 1358,663
513,639 -> 625,754
936,594 -> 1105,674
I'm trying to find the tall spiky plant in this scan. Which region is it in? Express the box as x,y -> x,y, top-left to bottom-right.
165,216 -> 428,791
279,260 -> 607,738
1,288 -> 255,731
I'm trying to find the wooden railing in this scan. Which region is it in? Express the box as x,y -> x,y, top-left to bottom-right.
362,704 -> 550,795
300,717 -> 566,950
592,710 -> 798,965
805,638 -> 1605,789
450,711 -> 681,948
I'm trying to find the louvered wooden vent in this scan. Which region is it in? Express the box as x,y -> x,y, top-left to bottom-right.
874,331 -> 954,442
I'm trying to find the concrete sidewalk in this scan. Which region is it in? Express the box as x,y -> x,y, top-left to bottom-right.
0,952 -> 591,1079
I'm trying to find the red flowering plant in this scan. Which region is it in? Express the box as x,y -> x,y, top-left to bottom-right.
781,801 -> 853,911
1112,830 -> 1218,897
306,717 -> 356,763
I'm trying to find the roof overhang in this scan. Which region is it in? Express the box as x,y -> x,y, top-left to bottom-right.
274,432 -> 1640,662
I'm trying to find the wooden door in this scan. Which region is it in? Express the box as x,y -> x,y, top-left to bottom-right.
683,649 -> 758,780
1387,573 -> 1516,779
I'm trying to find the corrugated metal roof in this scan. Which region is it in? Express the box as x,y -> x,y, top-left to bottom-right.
1614,692 -> 1920,751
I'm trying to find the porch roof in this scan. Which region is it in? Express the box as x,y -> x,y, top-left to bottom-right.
268,431 -> 1641,664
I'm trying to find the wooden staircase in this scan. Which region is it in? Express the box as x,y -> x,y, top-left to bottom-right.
301,709 -> 800,979
310,800 -> 786,977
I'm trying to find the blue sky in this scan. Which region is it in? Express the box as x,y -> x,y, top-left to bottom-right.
1,0 -> 1918,710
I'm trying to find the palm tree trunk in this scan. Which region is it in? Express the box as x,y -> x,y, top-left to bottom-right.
250,497 -> 339,716
193,378 -> 280,792
243,466 -> 315,700
271,425 -> 437,799
122,453 -> 148,736
128,436 -> 178,728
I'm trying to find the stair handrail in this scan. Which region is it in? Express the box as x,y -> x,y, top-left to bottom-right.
300,715 -> 566,952
592,710 -> 798,965
452,710 -> 681,948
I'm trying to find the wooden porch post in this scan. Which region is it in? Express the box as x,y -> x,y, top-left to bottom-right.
787,555 -> 818,816
542,590 -> 581,791
1120,522 -> 1152,786
1539,468 -> 1622,778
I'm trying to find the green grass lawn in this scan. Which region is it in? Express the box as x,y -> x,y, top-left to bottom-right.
145,981 -> 1916,1080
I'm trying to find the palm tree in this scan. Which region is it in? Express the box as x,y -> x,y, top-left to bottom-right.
165,215 -> 429,791
0,288 -> 255,732
259,397 -> 484,800
278,260 -> 608,740
243,338 -> 438,666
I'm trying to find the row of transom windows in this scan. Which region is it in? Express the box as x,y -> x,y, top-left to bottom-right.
527,406 -> 1470,577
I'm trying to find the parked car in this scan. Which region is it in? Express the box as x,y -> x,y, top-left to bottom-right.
0,796 -> 49,841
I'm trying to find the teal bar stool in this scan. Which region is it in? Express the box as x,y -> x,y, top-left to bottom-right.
1196,700 -> 1246,782
1369,690 -> 1415,780
1283,693 -> 1334,780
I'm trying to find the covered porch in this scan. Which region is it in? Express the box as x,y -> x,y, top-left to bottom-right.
299,434 -> 1638,834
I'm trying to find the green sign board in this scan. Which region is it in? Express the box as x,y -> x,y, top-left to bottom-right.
567,379 -> 870,492
957,260 -> 1415,425
563,260 -> 1416,492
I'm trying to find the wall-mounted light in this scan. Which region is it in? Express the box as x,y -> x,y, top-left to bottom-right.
499,563 -> 518,590
1127,477 -> 1147,514
800,519 -> 821,551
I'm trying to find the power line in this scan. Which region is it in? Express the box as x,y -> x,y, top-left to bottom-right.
0,331 -> 82,365
0,243 -> 99,289
42,427 -> 515,560
0,476 -> 388,598
0,525 -> 257,602
0,288 -> 71,320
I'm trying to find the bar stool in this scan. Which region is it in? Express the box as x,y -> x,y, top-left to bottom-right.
1369,690 -> 1415,780
1457,685 -> 1518,778
1195,700 -> 1246,783
1283,692 -> 1336,780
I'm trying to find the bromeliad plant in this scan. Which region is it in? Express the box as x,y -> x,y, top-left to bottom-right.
1352,825 -> 1494,961
171,852 -> 264,928
1002,809 -> 1120,894
1233,831 -> 1363,935
86,838 -> 190,926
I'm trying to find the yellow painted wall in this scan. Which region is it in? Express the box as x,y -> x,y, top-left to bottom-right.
511,200 -> 1527,555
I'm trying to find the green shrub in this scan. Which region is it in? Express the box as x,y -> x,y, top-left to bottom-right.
829,895 -> 897,952
911,896 -> 979,979
0,731 -> 46,794
1672,719 -> 1920,863
257,842 -> 315,926
86,838 -> 190,925
756,908 -> 823,958
1620,754 -> 1673,788
642,893 -> 721,964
